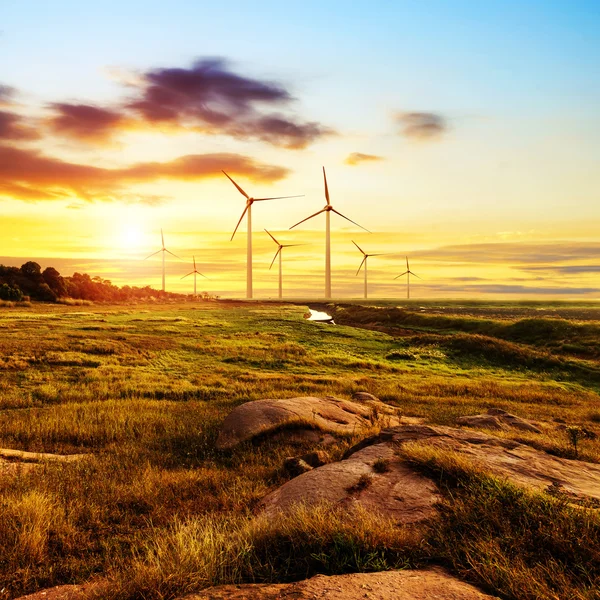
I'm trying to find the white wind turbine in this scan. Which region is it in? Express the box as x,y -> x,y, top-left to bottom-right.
394,256 -> 421,299
144,229 -> 180,292
352,240 -> 387,299
290,167 -> 369,299
223,171 -> 303,299
181,256 -> 208,296
264,229 -> 304,300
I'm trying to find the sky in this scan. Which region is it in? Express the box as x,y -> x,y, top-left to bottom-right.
1,0 -> 599,299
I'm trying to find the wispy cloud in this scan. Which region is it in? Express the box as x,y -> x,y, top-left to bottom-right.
344,152 -> 385,166
396,111 -> 446,140
0,145 -> 289,203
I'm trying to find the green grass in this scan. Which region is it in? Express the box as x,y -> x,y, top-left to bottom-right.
0,300 -> 599,599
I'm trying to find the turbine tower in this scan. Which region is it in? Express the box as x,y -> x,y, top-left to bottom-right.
394,256 -> 421,299
223,171 -> 302,300
265,229 -> 304,300
144,229 -> 180,292
181,256 -> 208,296
290,167 -> 369,299
352,240 -> 387,299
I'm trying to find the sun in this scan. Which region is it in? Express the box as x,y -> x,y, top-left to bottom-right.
119,224 -> 144,250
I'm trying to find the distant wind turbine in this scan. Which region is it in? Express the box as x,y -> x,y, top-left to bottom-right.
352,240 -> 387,299
265,229 -> 304,300
394,256 -> 421,299
290,167 -> 370,299
223,171 -> 303,299
144,229 -> 180,292
181,256 -> 208,296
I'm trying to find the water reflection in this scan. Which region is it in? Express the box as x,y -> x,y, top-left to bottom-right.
304,308 -> 335,324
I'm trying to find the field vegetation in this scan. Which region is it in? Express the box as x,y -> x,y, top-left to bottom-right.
0,300 -> 599,599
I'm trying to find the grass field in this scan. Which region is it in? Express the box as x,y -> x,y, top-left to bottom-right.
0,300 -> 599,599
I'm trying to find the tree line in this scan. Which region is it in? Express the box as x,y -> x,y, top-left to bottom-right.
0,262 -> 199,302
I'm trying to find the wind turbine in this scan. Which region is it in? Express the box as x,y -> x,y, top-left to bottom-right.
144,229 -> 180,292
352,240 -> 387,299
223,171 -> 303,299
264,229 -> 304,300
290,167 -> 369,299
181,256 -> 208,296
394,256 -> 421,299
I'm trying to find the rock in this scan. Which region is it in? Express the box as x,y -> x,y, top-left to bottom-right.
283,457 -> 313,477
300,450 -> 329,467
353,391 -> 380,402
215,396 -> 400,450
346,424 -> 600,502
260,440 -> 440,524
0,448 -> 88,462
180,568 -> 499,599
456,408 -> 542,434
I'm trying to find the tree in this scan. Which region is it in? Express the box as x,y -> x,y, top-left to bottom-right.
20,261 -> 42,277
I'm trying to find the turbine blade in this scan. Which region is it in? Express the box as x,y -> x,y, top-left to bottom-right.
144,249 -> 162,260
193,256 -> 196,269
394,271 -> 409,279
369,253 -> 389,257
181,272 -> 194,279
230,205 -> 249,241
356,256 -> 367,276
289,208 -> 326,230
264,229 -> 280,246
281,243 -> 305,247
269,247 -> 282,270
254,195 -> 304,201
406,256 -> 409,270
351,240 -> 366,255
410,271 -> 423,280
323,166 -> 330,205
222,170 -> 249,199
198,272 -> 209,279
161,228 -> 165,248
165,249 -> 181,259
331,209 -> 371,232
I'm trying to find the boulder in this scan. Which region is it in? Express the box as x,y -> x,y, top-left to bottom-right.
346,424 -> 600,502
14,583 -> 100,600
215,396 -> 400,450
455,408 -> 542,434
260,439 -> 440,524
181,568 -> 499,599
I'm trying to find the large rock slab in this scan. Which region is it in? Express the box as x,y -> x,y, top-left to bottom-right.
181,568 -> 498,599
216,396 -> 400,450
455,408 -> 542,433
259,439 -> 440,523
347,424 -> 600,502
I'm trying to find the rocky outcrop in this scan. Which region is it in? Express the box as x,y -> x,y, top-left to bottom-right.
260,438 -> 440,524
215,396 -> 400,450
455,408 -> 542,433
180,568 -> 499,599
260,423 -> 600,521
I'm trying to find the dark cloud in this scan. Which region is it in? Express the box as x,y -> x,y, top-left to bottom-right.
0,110 -> 39,140
519,265 -> 600,275
344,152 -> 385,166
128,58 -> 332,148
0,144 -> 289,203
396,112 -> 446,140
425,283 -> 600,295
412,242 -> 600,265
47,103 -> 130,142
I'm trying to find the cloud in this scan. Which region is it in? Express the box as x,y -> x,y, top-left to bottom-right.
344,152 -> 385,166
0,84 -> 16,104
0,110 -> 39,140
46,103 -> 131,143
412,242 -> 600,265
396,112 -> 446,140
519,265 -> 600,275
0,144 -> 289,203
127,58 -> 332,148
425,283 -> 600,295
